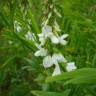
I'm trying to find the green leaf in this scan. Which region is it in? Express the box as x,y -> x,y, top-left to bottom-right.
0,56 -> 16,70
46,68 -> 96,84
65,74 -> 96,85
31,90 -> 70,96
14,32 -> 36,52
28,0 -> 40,34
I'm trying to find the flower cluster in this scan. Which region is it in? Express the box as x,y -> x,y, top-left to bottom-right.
34,24 -> 77,76
38,25 -> 68,46
34,0 -> 77,76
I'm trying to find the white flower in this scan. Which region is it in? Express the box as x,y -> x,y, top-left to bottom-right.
50,35 -> 59,44
58,34 -> 68,45
34,48 -> 47,57
42,25 -> 53,38
52,64 -> 61,76
66,62 -> 77,72
38,25 -> 53,45
52,53 -> 67,64
43,53 -> 66,76
43,56 -> 53,68
42,25 -> 52,33
50,34 -> 68,45
43,55 -> 61,76
38,25 -> 69,46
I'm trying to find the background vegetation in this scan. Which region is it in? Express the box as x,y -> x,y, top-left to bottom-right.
0,0 -> 96,96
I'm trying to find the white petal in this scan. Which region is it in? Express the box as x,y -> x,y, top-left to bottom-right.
43,56 -> 53,68
34,50 -> 41,56
42,25 -> 52,34
42,25 -> 53,38
52,55 -> 58,65
57,53 -> 67,62
60,34 -> 68,39
57,34 -> 68,45
38,33 -> 44,38
34,48 -> 47,57
52,53 -> 67,63
50,35 -> 59,44
66,62 -> 77,72
45,32 -> 53,38
38,33 -> 46,45
59,40 -> 67,45
52,64 -> 61,76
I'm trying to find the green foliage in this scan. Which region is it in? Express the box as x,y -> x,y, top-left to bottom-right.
46,68 -> 96,84
0,0 -> 96,96
31,90 -> 70,96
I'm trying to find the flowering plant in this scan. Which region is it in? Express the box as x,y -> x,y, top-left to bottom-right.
0,0 -> 96,96
34,0 -> 77,76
